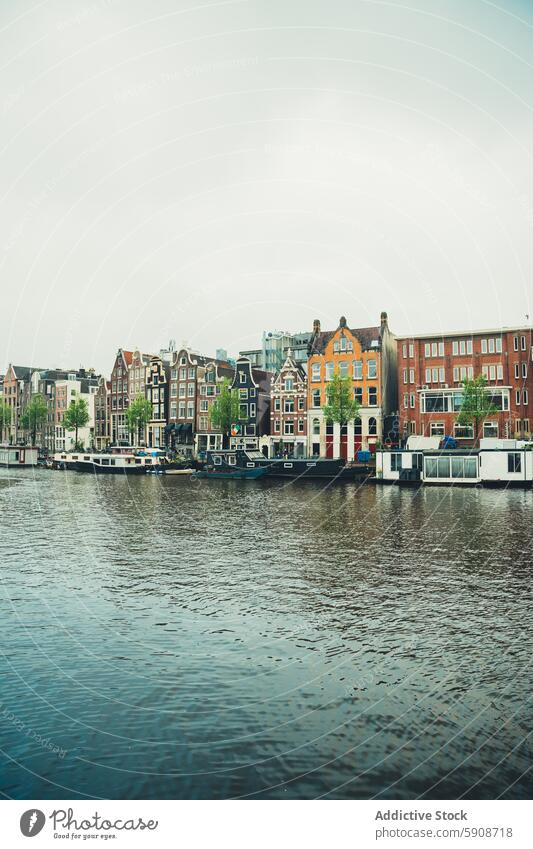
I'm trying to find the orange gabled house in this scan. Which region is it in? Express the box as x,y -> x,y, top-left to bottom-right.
307,313 -> 397,459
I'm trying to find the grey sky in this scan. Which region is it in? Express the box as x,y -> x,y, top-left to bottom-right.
1,0 -> 533,375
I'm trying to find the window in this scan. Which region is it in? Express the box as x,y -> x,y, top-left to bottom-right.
188,368 -> 195,379
298,418 -> 305,433
311,363 -> 321,381
483,422 -> 498,438
402,343 -> 407,358
179,368 -> 186,380
187,402 -> 194,418
522,362 -> 528,379
298,397 -> 305,410
425,368 -> 431,383
409,368 -> 414,383
513,336 -> 519,351
171,368 -> 177,379
312,389 -> 321,407
274,397 -> 280,411
454,423 -> 474,439
178,384 -> 185,398
284,421 -> 294,435
521,335 -> 526,351
200,400 -> 208,412
284,399 -> 294,413
285,378 -> 294,391
524,389 -> 529,405
368,417 -> 377,435
424,343 -> 431,357
439,367 -> 445,382
187,384 -> 194,397
178,402 -> 186,418
312,418 -> 320,435
340,335 -> 347,351
508,452 -> 521,473
354,387 -> 362,403
368,387 -> 377,406
481,339 -> 487,354
409,343 -> 414,358
516,390 -> 521,405
170,403 -> 177,419
410,394 -> 415,408
432,368 -> 438,383
325,362 -> 334,381
430,422 -> 445,436
239,388 -> 248,399
339,361 -> 348,378
390,453 -> 402,472
274,419 -> 280,433
403,394 -> 408,409
353,360 -> 363,379
249,403 -> 256,418
239,404 -> 248,418
240,372 -> 246,384
367,359 -> 377,379
452,341 -> 458,356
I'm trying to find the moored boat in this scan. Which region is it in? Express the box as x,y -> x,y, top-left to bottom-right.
192,465 -> 269,480
206,449 -> 373,480
53,451 -> 159,474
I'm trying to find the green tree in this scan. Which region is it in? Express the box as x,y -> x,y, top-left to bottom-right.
322,370 -> 360,428
20,394 -> 48,446
125,396 -> 152,446
456,375 -> 499,444
0,400 -> 12,442
209,379 -> 245,448
62,397 -> 90,451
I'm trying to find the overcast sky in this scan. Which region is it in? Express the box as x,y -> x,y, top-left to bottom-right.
1,0 -> 533,374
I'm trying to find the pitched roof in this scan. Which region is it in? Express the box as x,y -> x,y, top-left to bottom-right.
308,324 -> 382,355
122,350 -> 133,366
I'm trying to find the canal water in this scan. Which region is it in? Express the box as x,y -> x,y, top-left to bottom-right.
0,469 -> 531,800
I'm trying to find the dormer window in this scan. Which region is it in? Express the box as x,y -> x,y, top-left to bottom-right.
240,372 -> 246,384
340,336 -> 347,352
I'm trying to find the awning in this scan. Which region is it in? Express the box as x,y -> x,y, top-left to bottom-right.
182,423 -> 193,433
175,424 -> 183,433
165,423 -> 175,432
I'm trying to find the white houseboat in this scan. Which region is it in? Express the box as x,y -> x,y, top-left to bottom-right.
0,445 -> 39,468
53,452 -> 159,474
376,437 -> 533,488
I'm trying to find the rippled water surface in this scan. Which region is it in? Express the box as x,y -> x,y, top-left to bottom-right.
0,469 -> 531,799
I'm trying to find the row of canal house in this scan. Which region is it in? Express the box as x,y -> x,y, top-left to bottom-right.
396,325 -> 533,444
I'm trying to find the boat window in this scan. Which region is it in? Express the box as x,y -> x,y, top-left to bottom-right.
284,463 -> 293,468
84,456 -> 90,460
145,459 -> 151,464
135,459 -> 142,464
101,459 -> 109,466
246,463 -> 255,468
228,455 -> 237,465
72,455 -> 78,460
213,456 -> 222,465
306,462 -> 317,467
110,459 -> 116,465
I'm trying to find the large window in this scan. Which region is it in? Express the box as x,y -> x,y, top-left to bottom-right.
284,421 -> 294,435
454,423 -> 474,439
325,362 -> 334,381
311,363 -> 321,381
312,418 -> 320,435
312,389 -> 321,408
368,417 -> 377,435
284,399 -> 294,413
425,455 -> 477,479
353,360 -> 363,379
429,422 -> 445,436
368,387 -> 377,406
483,422 -> 498,438
367,359 -> 377,379
339,361 -> 348,378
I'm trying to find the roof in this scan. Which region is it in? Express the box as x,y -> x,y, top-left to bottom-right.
308,325 -> 382,355
396,326 -> 532,340
122,350 -> 133,366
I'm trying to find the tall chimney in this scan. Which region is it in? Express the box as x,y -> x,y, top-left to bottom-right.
313,319 -> 321,334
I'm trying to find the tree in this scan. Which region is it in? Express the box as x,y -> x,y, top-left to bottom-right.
0,400 -> 12,442
456,375 -> 499,444
322,370 -> 360,426
63,397 -> 90,451
125,396 -> 152,446
321,370 -> 361,459
20,394 -> 48,446
209,379 -> 245,448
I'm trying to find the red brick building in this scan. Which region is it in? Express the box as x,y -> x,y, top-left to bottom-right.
397,326 -> 533,442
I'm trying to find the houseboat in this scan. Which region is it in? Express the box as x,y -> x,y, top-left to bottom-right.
376,437 -> 533,489
206,449 -> 373,480
53,452 -> 160,474
0,445 -> 38,468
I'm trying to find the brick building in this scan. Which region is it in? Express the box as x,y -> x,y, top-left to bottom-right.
195,359 -> 234,454
396,326 -> 533,442
270,351 -> 307,457
110,349 -> 133,445
307,312 -> 397,458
